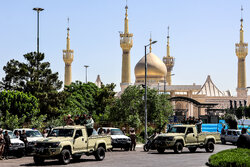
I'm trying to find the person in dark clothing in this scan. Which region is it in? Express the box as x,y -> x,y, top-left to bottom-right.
129,129 -> 136,151
0,129 -> 4,160
20,130 -> 28,154
237,128 -> 250,149
74,115 -> 81,125
221,125 -> 226,135
3,131 -> 11,160
81,114 -> 87,125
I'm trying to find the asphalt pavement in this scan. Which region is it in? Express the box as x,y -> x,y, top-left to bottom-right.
0,144 -> 236,167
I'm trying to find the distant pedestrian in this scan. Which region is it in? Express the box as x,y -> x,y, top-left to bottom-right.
122,127 -> 126,135
14,131 -> 20,139
74,115 -> 81,125
0,129 -> 5,160
20,130 -> 28,154
64,114 -> 74,125
42,129 -> 48,138
86,115 -> 94,136
106,128 -> 111,135
129,128 -> 136,151
237,128 -> 250,149
221,125 -> 226,135
81,114 -> 87,125
196,118 -> 202,133
3,131 -> 11,160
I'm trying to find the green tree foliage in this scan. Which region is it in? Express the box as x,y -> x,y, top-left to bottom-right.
109,85 -> 173,129
225,113 -> 238,129
61,81 -> 116,123
0,90 -> 46,130
0,52 -> 66,117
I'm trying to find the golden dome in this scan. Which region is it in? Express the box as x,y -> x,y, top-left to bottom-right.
134,52 -> 167,83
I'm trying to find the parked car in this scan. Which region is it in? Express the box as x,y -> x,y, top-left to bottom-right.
3,130 -> 25,158
97,127 -> 131,151
221,129 -> 241,145
13,128 -> 44,153
34,125 -> 112,165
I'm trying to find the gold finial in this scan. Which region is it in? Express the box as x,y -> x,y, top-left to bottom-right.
149,32 -> 152,53
125,0 -> 128,18
240,6 -> 243,30
167,26 -> 170,57
66,18 -> 70,50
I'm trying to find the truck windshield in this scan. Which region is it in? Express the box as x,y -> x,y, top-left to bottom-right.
26,131 -> 43,137
48,129 -> 74,137
111,129 -> 123,135
168,127 -> 186,133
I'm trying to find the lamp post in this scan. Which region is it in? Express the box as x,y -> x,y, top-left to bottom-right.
33,8 -> 44,54
144,40 -> 157,143
84,65 -> 89,83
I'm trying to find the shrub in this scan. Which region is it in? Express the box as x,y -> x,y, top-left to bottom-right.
208,148 -> 250,167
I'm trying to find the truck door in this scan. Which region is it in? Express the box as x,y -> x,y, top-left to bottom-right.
185,127 -> 197,144
73,129 -> 87,152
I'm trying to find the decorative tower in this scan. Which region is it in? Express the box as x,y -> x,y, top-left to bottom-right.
235,7 -> 248,98
163,27 -> 175,85
120,4 -> 133,91
63,18 -> 74,86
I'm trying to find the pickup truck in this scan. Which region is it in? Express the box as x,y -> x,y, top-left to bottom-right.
33,125 -> 112,165
152,125 -> 221,154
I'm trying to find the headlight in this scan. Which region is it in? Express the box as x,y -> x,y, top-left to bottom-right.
51,142 -> 60,148
112,139 -> 117,143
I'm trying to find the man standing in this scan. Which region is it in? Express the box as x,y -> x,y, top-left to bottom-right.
237,128 -> 250,149
3,131 -> 11,160
129,128 -> 136,151
86,115 -> 94,136
0,129 -> 5,160
74,115 -> 81,125
64,114 -> 74,125
20,130 -> 28,155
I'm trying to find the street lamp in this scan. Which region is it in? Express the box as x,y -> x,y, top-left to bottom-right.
144,40 -> 157,143
33,7 -> 44,54
84,65 -> 89,83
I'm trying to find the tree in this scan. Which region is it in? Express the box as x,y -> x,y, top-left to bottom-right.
0,90 -> 46,130
109,85 -> 173,129
0,52 -> 66,117
61,81 -> 116,123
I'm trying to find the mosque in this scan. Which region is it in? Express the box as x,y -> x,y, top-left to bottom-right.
118,5 -> 250,123
63,5 -> 250,123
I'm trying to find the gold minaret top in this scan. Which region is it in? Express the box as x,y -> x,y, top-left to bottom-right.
163,27 -> 175,85
235,7 -> 248,97
120,4 -> 133,91
63,18 -> 74,86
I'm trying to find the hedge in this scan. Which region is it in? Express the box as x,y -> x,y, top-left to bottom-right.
208,148 -> 250,167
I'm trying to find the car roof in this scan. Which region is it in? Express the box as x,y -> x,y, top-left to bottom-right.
227,129 -> 241,131
100,127 -> 121,130
14,128 -> 38,131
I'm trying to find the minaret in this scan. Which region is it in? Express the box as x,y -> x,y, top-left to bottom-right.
120,4 -> 133,91
63,18 -> 74,86
163,27 -> 175,85
235,7 -> 248,98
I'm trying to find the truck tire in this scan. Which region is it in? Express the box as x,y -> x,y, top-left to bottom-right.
188,147 -> 197,153
59,149 -> 71,164
94,146 -> 105,161
174,142 -> 183,154
33,156 -> 45,165
157,148 -> 165,154
205,141 -> 214,153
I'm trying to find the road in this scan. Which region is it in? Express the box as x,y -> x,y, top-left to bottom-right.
1,144 -> 236,167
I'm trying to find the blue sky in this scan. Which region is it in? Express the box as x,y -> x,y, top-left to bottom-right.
0,0 -> 249,94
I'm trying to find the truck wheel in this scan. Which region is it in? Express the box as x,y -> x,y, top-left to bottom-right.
188,147 -> 197,153
157,148 -> 165,154
72,154 -> 81,161
143,144 -> 149,152
221,138 -> 226,144
59,149 -> 71,164
174,142 -> 183,154
33,156 -> 45,165
94,146 -> 105,161
205,141 -> 214,153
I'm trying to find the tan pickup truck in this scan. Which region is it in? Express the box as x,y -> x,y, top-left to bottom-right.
33,125 -> 112,165
152,125 -> 221,154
